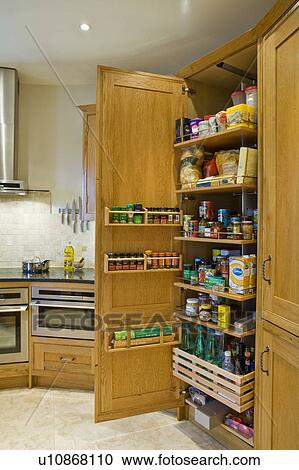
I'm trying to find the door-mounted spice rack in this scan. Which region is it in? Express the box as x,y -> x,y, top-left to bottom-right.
104,207 -> 183,226
104,321 -> 182,352
104,253 -> 183,273
172,348 -> 255,413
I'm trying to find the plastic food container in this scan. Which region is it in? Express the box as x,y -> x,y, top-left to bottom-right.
226,104 -> 255,128
186,298 -> 199,316
245,86 -> 257,108
231,90 -> 246,106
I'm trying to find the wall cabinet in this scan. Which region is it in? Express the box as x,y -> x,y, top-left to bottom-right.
79,104 -> 96,221
255,321 -> 299,449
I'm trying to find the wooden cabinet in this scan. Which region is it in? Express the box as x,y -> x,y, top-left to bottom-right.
79,104 -> 96,221
260,5 -> 299,335
255,320 -> 299,449
95,67 -> 185,422
31,337 -> 95,390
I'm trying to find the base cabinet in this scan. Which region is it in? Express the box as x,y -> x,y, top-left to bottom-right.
255,321 -> 299,449
31,337 -> 95,391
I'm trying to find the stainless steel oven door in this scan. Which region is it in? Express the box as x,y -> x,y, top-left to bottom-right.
31,286 -> 94,302
0,305 -> 28,364
31,300 -> 95,340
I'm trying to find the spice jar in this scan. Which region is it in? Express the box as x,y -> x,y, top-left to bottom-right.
133,213 -> 143,224
165,251 -> 173,269
144,250 -> 153,270
122,254 -> 130,270
161,209 -> 168,224
152,252 -> 159,270
158,252 -> 165,269
112,207 -> 120,223
174,209 -> 180,225
129,254 -> 137,270
107,252 -> 116,271
136,253 -> 145,270
115,253 -> 123,271
172,252 -> 179,269
199,304 -> 212,322
241,220 -> 253,240
154,212 -> 161,224
127,204 -> 135,224
147,209 -> 154,224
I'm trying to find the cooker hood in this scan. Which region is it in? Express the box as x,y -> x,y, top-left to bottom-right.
0,67 -> 30,195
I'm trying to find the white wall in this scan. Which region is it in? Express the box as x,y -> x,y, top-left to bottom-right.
0,83 -> 97,268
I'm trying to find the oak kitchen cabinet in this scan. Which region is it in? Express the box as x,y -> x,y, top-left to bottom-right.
79,104 -> 96,221
93,0 -> 298,450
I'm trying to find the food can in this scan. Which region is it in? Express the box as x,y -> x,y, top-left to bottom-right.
189,219 -> 199,238
199,201 -> 215,220
218,209 -> 230,228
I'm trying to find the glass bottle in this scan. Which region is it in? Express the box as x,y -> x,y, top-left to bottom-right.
250,347 -> 255,371
232,340 -> 244,375
181,322 -> 195,354
222,350 -> 235,373
193,325 -> 206,359
244,347 -> 251,374
205,328 -> 217,363
214,330 -> 224,367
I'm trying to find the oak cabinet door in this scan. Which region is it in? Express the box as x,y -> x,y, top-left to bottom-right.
255,321 -> 299,449
261,6 -> 299,334
95,67 -> 185,422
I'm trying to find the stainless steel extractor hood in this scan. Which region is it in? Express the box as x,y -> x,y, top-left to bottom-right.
0,67 -> 27,194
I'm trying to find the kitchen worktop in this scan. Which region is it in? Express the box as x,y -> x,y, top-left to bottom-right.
0,268 -> 95,284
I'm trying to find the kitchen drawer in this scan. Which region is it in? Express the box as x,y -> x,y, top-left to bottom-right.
32,338 -> 95,377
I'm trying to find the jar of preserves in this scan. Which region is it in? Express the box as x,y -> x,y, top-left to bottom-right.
186,298 -> 199,317
241,220 -> 253,240
199,304 -> 212,322
231,217 -> 241,238
198,293 -> 211,306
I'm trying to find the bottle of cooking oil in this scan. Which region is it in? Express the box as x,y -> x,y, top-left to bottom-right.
64,242 -> 74,272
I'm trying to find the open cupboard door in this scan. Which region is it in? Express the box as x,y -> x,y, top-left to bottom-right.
95,66 -> 186,422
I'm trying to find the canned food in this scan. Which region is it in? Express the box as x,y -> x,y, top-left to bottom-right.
189,219 -> 199,238
199,201 -> 215,220
218,209 -> 230,228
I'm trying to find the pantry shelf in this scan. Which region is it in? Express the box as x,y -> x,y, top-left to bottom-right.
221,424 -> 254,447
173,348 -> 255,413
174,126 -> 257,151
174,281 -> 256,302
175,311 -> 255,338
174,237 -> 256,245
176,183 -> 256,195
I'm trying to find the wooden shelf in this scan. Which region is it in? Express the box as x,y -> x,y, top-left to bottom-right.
104,207 -> 183,226
175,311 -> 255,338
174,236 -> 256,245
104,254 -> 183,273
221,424 -> 254,447
176,183 -> 256,195
173,348 -> 255,413
174,126 -> 257,151
174,281 -> 256,302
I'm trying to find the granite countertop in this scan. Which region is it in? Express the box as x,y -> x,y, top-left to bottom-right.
0,267 -> 95,284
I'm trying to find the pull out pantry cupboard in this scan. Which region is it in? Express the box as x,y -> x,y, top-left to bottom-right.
94,0 -> 299,449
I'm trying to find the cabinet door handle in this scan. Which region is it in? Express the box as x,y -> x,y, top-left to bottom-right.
262,255 -> 272,285
60,356 -> 75,363
260,346 -> 270,375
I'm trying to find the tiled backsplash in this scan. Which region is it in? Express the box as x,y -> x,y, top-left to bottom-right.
0,193 -> 95,268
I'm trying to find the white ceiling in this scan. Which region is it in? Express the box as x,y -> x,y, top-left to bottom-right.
0,0 -> 277,85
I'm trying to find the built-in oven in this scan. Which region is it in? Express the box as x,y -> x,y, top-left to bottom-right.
31,286 -> 95,340
0,288 -> 29,364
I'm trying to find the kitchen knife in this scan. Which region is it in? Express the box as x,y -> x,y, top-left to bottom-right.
78,196 -> 84,232
72,199 -> 76,233
66,202 -> 70,225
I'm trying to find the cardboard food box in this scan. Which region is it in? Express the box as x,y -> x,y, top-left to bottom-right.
237,147 -> 258,184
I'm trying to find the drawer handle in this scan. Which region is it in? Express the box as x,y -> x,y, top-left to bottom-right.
262,255 -> 272,285
260,346 -> 270,375
59,356 -> 75,363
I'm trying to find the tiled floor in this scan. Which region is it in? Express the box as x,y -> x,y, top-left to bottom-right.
0,388 -> 224,450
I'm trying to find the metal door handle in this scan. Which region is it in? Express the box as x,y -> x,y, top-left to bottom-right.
262,255 -> 272,284
60,356 -> 75,363
260,346 -> 270,375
